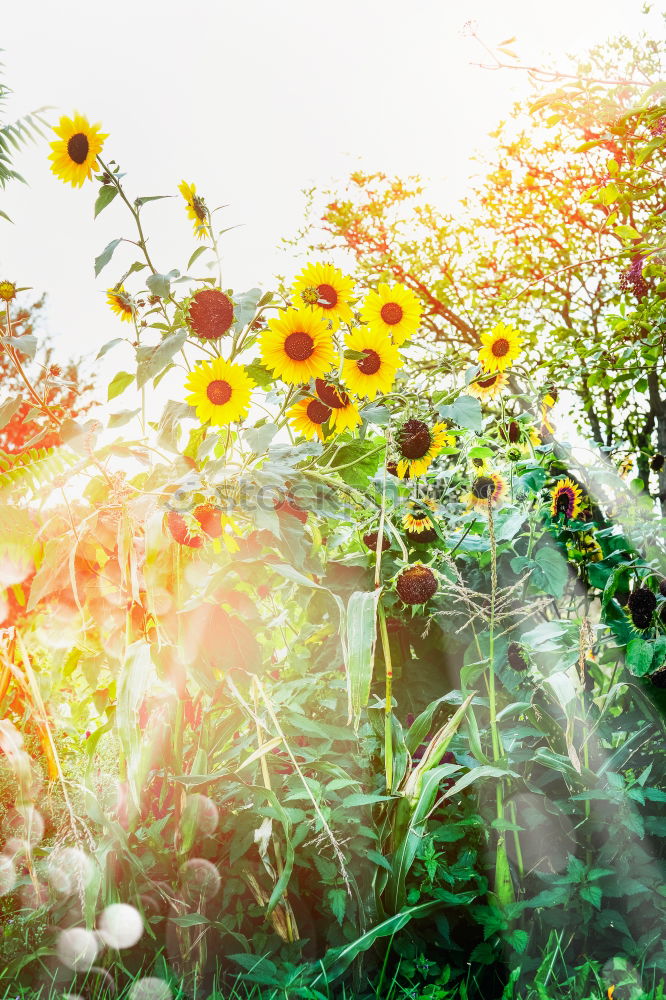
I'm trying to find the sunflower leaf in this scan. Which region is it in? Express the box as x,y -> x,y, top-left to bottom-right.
438,394 -> 482,432
136,329 -> 187,388
94,238 -> 123,277
94,185 -> 118,218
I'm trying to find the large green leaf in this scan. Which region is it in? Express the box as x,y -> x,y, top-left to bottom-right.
347,589 -> 380,726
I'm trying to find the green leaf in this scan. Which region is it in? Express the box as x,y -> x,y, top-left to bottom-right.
626,637 -> 654,677
187,245 -> 209,269
327,887 -> 347,926
443,765 -> 518,799
135,195 -> 171,208
107,370 -> 135,401
614,223 -> 641,240
136,330 -> 187,388
94,238 -> 123,277
438,394 -> 482,432
579,884 -> 602,909
94,185 -> 118,218
533,546 -> 569,598
347,589 -> 380,726
0,396 -> 23,430
0,335 -> 37,360
244,423 -> 278,453
146,269 -> 179,299
96,337 -> 124,359
108,409 -> 141,428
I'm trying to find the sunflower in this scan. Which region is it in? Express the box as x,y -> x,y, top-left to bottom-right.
403,498 -> 438,542
329,397 -> 362,433
288,396 -> 333,441
186,288 -> 234,340
395,419 -> 452,478
469,454 -> 491,475
185,358 -> 254,426
477,322 -> 523,373
627,587 -> 657,631
361,282 -> 422,346
314,378 -> 349,409
540,392 -> 556,434
291,263 -> 355,328
0,281 -> 17,302
579,533 -> 603,562
396,564 -> 438,605
261,308 -> 335,384
49,113 -> 107,187
550,478 -> 583,520
463,473 -> 508,513
342,327 -> 401,400
467,370 -> 508,401
106,286 -> 135,323
179,181 -> 208,239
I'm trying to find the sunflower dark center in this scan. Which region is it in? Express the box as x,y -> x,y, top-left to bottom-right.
284,332 -> 314,361
380,302 -> 404,326
472,476 -> 495,500
315,378 -> 348,408
189,289 -> 234,340
478,374 -> 499,388
206,380 -> 233,405
317,283 -> 338,309
192,195 -> 207,222
399,419 -> 432,460
358,349 -> 382,375
555,488 -> 574,516
67,133 -> 90,165
491,337 -> 510,358
306,399 -> 332,425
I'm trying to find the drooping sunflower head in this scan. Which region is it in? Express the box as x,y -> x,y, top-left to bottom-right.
0,281 -> 17,303
467,370 -> 508,401
362,529 -> 391,552
329,396 -> 362,434
403,498 -> 438,543
361,282 -> 422,346
579,533 -> 603,563
262,308 -> 336,384
288,396 -> 332,441
550,478 -> 583,520
106,286 -> 135,323
507,641 -> 529,672
291,263 -> 355,328
315,378 -> 350,409
186,288 -> 235,341
395,419 -> 452,478
184,358 -> 255,427
463,473 -> 507,513
627,586 -> 657,631
396,564 -> 438,606
49,113 -> 107,187
342,326 -> 401,400
179,181 -> 208,239
477,322 -> 523,374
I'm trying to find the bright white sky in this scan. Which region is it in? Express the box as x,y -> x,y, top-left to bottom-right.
0,0 -> 661,389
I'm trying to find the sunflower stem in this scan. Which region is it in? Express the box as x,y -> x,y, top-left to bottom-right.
378,602 -> 393,793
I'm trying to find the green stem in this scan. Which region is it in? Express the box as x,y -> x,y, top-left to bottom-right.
378,602 -> 393,793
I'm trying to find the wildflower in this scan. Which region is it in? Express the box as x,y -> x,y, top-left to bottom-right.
178,180 -> 208,239
477,322 -> 523,373
288,396 -> 332,441
291,262 -> 354,328
550,478 -> 583,520
463,473 -> 507,513
186,288 -> 234,341
49,113 -> 107,187
361,282 -> 422,345
396,564 -> 438,605
106,286 -> 135,322
395,419 -> 452,478
342,326 -> 401,400
627,587 -> 656,631
262,308 -> 335,384
184,358 -> 254,426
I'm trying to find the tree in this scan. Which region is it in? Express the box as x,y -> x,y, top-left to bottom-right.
291,29 -> 666,509
0,293 -> 94,453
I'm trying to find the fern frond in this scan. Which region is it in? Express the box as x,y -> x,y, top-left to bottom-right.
0,446 -> 79,499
